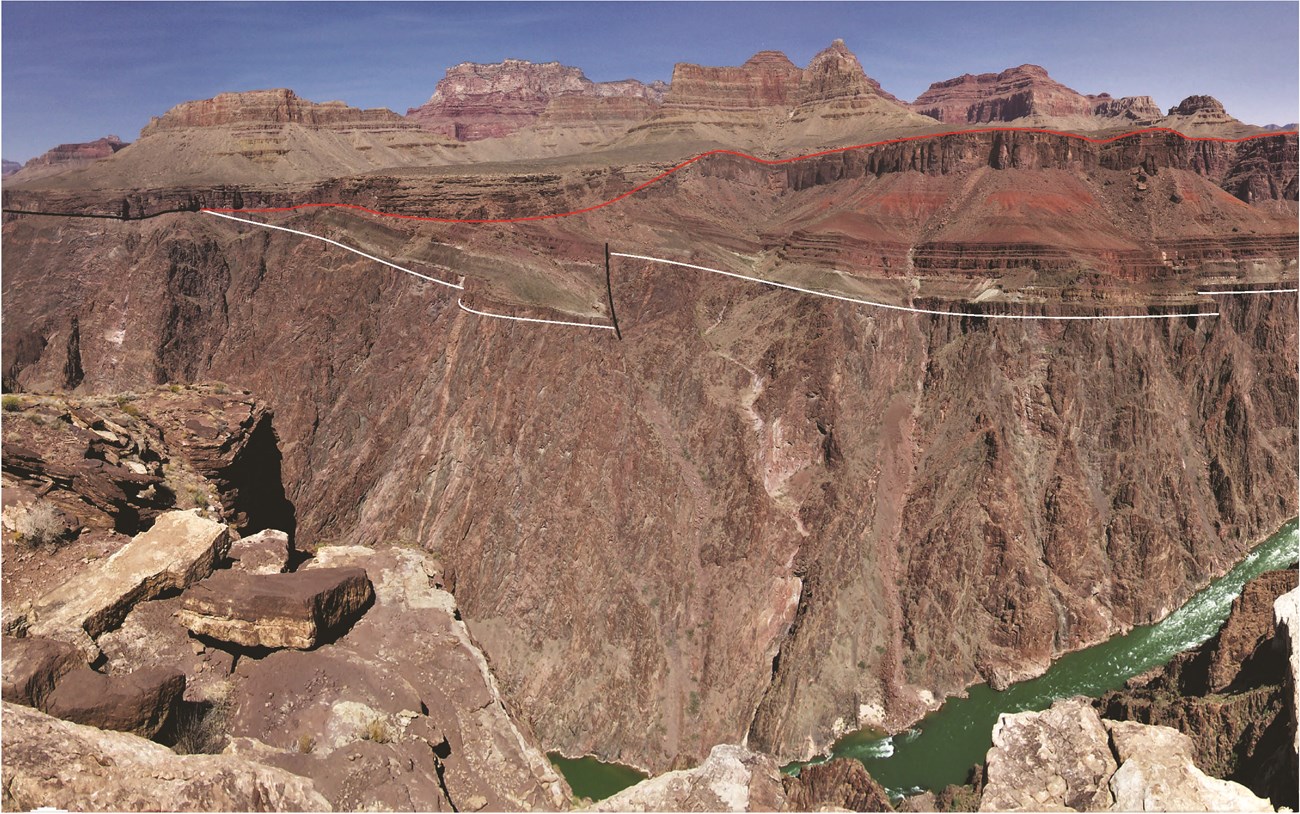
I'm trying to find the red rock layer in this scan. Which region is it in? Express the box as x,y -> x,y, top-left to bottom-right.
406,59 -> 666,141
21,136 -> 127,169
661,50 -> 804,112
912,64 -> 1094,122
141,90 -> 412,135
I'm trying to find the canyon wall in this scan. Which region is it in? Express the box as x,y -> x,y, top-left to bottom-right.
2,130 -> 1296,771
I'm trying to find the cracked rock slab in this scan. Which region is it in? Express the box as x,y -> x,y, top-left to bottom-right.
175,566 -> 373,650
1,701 -> 328,812
25,510 -> 229,656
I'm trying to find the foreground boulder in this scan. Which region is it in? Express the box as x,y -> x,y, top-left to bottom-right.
593,744 -> 785,811
224,546 -> 570,811
980,697 -> 1274,811
1,701 -> 328,811
175,567 -> 372,649
1,634 -> 82,708
44,664 -> 184,738
25,510 -> 229,656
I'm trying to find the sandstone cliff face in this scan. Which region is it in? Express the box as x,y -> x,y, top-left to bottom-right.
911,65 -> 1094,123
406,59 -> 666,141
2,127 -> 1296,775
142,89 -> 410,134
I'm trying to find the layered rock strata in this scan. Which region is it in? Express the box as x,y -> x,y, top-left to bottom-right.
407,59 -> 666,140
911,65 -> 1094,123
175,566 -> 374,649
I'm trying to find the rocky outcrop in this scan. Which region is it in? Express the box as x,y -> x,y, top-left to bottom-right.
980,697 -> 1274,811
1091,94 -> 1162,123
24,510 -> 229,656
1106,720 -> 1274,812
661,50 -> 804,113
407,59 -> 665,140
911,65 -> 1094,123
593,744 -> 786,811
224,546 -> 570,811
1,701 -> 329,811
176,567 -> 373,649
229,528 -> 293,574
44,664 -> 185,738
142,89 -> 412,135
980,697 -> 1118,811
1,634 -> 82,709
1097,569 -> 1298,808
782,758 -> 895,811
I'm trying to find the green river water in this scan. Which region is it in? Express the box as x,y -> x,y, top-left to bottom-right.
550,519 -> 1298,801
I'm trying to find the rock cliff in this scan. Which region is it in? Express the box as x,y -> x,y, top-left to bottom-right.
911,65 -> 1094,123
406,59 -> 666,141
625,40 -> 932,147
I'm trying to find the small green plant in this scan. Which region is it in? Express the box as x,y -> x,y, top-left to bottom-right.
188,487 -> 210,510
297,734 -> 316,754
686,691 -> 701,717
360,717 -> 391,744
2,394 -> 21,412
168,384 -> 183,393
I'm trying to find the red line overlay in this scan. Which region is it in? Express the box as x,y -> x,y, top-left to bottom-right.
201,126 -> 1298,225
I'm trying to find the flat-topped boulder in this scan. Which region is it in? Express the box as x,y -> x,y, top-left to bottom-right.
25,511 -> 229,657
2,701 -> 328,811
1,635 -> 82,709
176,566 -> 373,650
228,528 -> 292,575
44,664 -> 185,739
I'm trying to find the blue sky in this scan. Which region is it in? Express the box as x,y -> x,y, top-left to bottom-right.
3,1 -> 1297,161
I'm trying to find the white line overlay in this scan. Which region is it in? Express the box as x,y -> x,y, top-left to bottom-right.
1197,288 -> 1299,295
458,299 -> 616,330
613,252 -> 1221,321
202,210 -> 463,290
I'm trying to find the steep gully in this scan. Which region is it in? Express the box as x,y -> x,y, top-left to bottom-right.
4,126 -> 1296,779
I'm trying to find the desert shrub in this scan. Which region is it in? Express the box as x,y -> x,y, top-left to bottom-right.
360,717 -> 391,744
2,394 -> 21,412
170,697 -> 232,755
14,502 -> 66,548
298,734 -> 316,754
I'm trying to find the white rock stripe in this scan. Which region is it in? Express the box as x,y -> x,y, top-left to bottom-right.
457,299 -> 616,330
201,209 -> 463,290
613,252 -> 1221,321
1197,288 -> 1299,295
